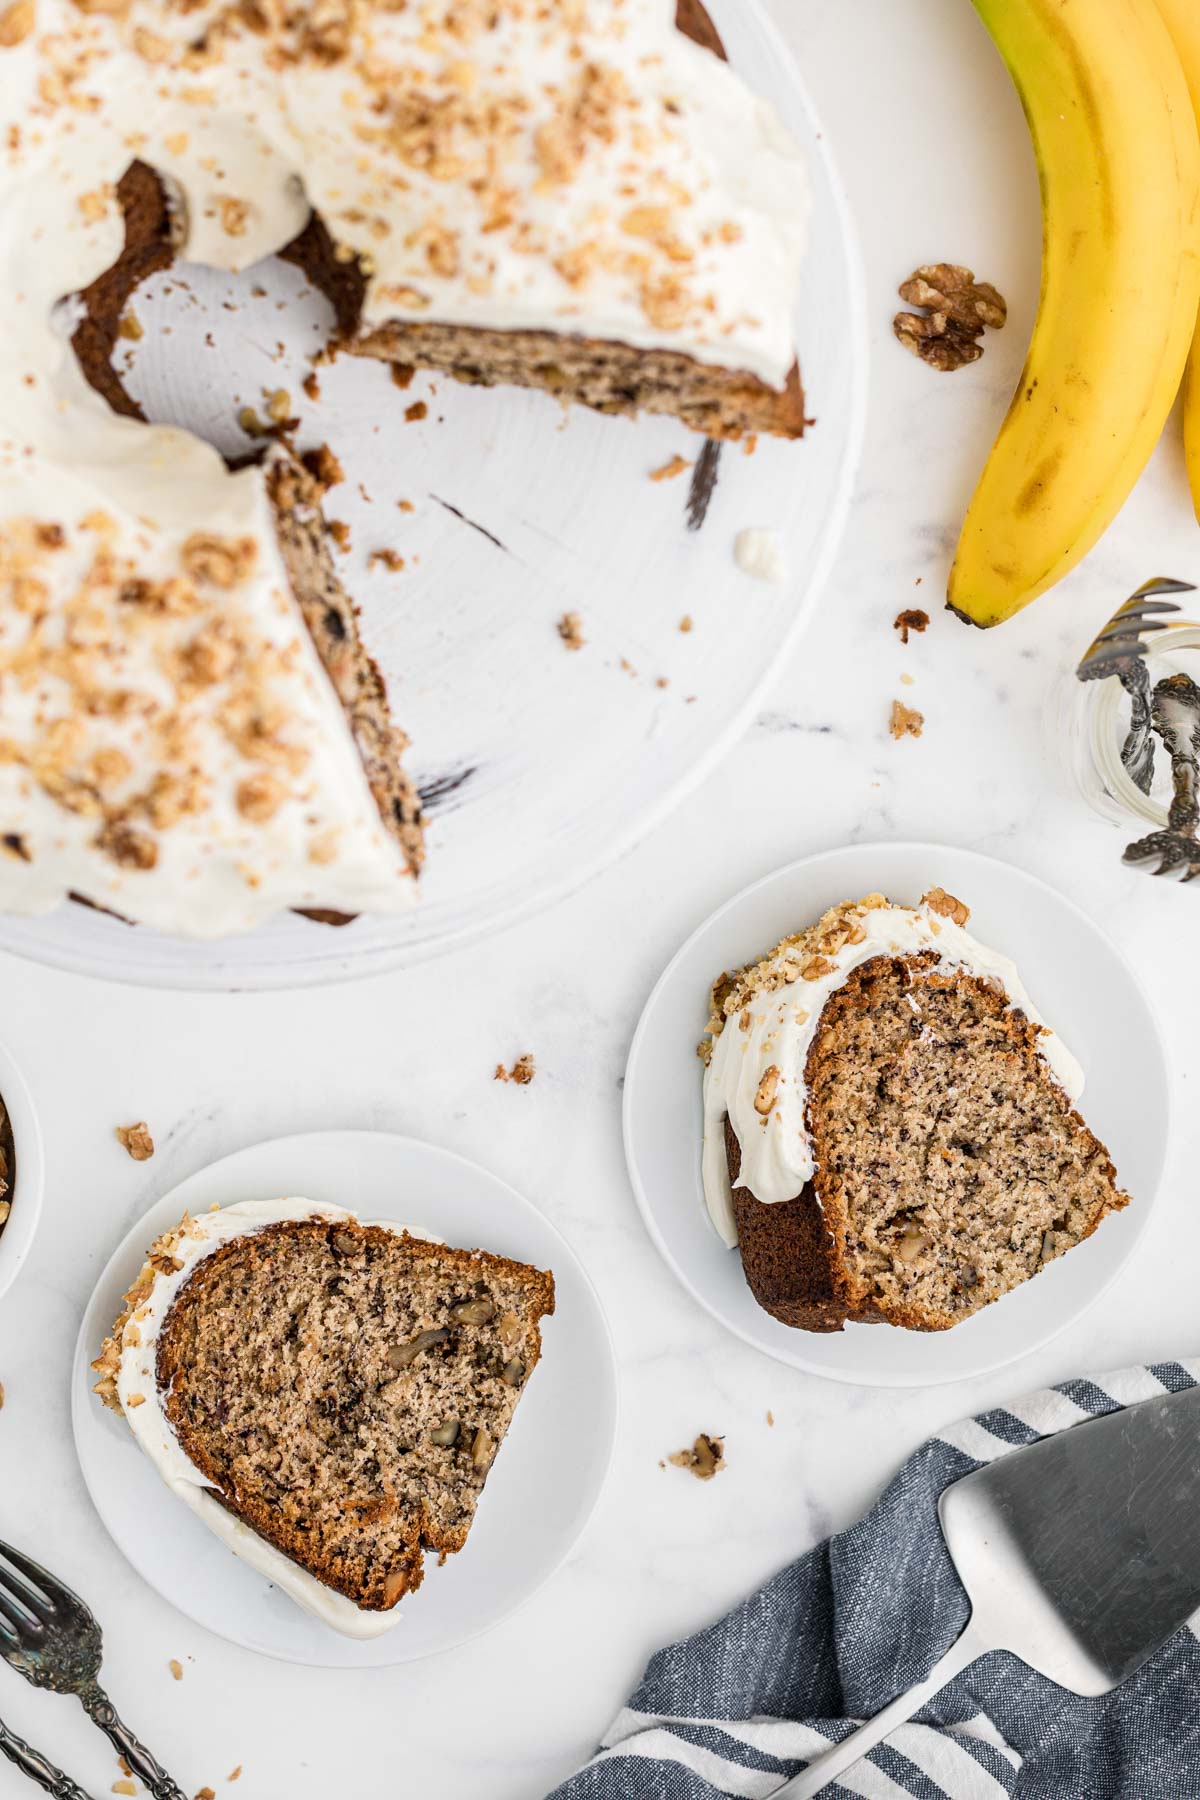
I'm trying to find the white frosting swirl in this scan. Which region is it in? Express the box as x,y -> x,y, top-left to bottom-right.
116,1197 -> 436,1640
701,900 -> 1086,1247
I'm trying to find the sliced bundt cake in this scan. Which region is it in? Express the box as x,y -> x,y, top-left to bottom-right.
93,1201 -> 554,1634
701,890 -> 1128,1334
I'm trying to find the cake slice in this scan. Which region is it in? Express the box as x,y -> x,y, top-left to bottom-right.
701,890 -> 1128,1334
92,1201 -> 554,1636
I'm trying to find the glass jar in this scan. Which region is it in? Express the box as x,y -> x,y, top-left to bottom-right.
1071,618 -> 1200,828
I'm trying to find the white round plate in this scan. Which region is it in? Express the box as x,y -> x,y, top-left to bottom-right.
0,0 -> 866,990
623,842 -> 1169,1387
71,1131 -> 617,1666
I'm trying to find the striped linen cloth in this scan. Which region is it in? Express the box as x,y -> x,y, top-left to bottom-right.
550,1361 -> 1200,1800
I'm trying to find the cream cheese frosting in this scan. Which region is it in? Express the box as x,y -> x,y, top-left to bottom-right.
701,894 -> 1086,1247
0,0 -> 807,933
114,1197 -> 435,1639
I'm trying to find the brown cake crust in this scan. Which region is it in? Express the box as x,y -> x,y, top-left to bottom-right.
724,952 -> 1128,1335
154,1218 -> 555,1612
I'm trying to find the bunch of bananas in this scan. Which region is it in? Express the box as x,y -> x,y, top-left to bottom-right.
948,0 -> 1200,628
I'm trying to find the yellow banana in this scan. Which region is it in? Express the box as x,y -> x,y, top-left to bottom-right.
948,0 -> 1200,629
1154,0 -> 1200,521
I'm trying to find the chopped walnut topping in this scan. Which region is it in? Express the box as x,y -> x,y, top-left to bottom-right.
668,1433 -> 724,1480
117,311 -> 144,342
116,1121 -> 154,1161
889,700 -> 924,741
217,195 -> 249,238
0,0 -> 34,48
894,264 -> 1005,371
557,610 -> 585,652
753,1064 -> 779,1115
96,819 -> 158,870
264,388 -> 292,425
801,955 -> 836,981
894,608 -> 929,644
181,533 -> 256,590
235,772 -> 285,823
77,187 -> 112,224
494,1054 -> 535,1085
922,886 -> 970,927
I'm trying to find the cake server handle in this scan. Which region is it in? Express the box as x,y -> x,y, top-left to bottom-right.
0,1716 -> 96,1798
770,1623 -> 987,1799
78,1682 -> 187,1800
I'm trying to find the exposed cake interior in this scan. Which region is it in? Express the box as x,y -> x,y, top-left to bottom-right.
802,955 -> 1125,1330
702,890 -> 1129,1333
93,1202 -> 554,1633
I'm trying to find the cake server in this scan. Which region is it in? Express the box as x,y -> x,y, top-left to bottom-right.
0,1539 -> 187,1800
774,1383 -> 1200,1799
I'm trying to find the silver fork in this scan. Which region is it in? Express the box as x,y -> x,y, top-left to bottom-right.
1075,576 -> 1195,794
0,1717 -> 94,1797
0,1541 -> 187,1800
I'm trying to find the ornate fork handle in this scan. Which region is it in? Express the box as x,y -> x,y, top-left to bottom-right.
79,1683 -> 188,1800
0,1718 -> 94,1798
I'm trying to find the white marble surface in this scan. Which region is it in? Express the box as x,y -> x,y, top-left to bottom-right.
1,1 -> 1199,1794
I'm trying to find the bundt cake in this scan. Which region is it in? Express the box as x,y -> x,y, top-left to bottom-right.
0,0 -> 808,934
92,1199 -> 555,1636
700,889 -> 1129,1334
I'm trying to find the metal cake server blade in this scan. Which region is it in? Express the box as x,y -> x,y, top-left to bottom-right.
776,1384 -> 1200,1798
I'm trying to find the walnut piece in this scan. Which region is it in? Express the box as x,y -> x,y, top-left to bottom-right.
894,263 -> 1006,372
668,1433 -> 725,1481
753,1065 -> 779,1115
889,700 -> 924,741
116,1121 -> 155,1161
894,608 -> 929,644
557,611 -> 585,652
494,1054 -> 535,1085
922,886 -> 970,927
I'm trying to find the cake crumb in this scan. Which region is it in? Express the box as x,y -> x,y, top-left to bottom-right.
168,1658 -> 183,1681
117,311 -> 143,342
397,499 -> 414,513
900,672 -> 914,686
327,519 -> 351,551
301,370 -> 320,402
368,549 -> 405,572
113,1784 -> 136,1796
237,406 -> 265,437
557,611 -> 585,652
668,1434 -> 724,1480
195,1789 -> 216,1799
0,1382 -> 5,1412
301,443 -> 344,494
405,400 -> 428,422
766,1409 -> 774,1427
650,453 -> 692,482
894,608 -> 929,644
227,1770 -> 242,1783
679,615 -> 693,633
390,364 -> 415,389
116,1122 -> 154,1161
495,1054 -> 536,1086
264,388 -> 292,425
889,700 -> 924,741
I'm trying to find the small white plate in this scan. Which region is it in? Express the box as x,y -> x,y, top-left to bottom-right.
623,841 -> 1169,1388
71,1131 -> 617,1667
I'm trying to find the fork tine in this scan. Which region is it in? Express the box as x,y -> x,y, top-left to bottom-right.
1131,576 -> 1197,597
0,1587 -> 43,1637
0,1541 -> 95,1630
0,1549 -> 55,1627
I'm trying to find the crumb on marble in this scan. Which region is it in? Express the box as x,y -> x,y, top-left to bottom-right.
494,1054 -> 536,1086
679,615 -> 693,633
557,611 -> 585,652
116,1121 -> 154,1161
766,1409 -> 774,1427
168,1659 -> 183,1681
650,454 -> 692,482
889,700 -> 924,741
368,548 -> 405,572
668,1433 -> 724,1480
894,608 -> 929,645
405,400 -> 428,423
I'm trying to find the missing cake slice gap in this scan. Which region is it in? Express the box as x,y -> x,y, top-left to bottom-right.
702,891 -> 1129,1335
92,1201 -> 554,1636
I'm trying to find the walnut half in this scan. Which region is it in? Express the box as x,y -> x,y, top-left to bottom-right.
894,263 -> 1006,372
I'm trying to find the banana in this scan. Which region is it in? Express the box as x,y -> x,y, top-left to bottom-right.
1154,0 -> 1200,522
948,0 -> 1200,629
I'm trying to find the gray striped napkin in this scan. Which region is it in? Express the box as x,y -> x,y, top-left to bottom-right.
550,1361 -> 1200,1799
